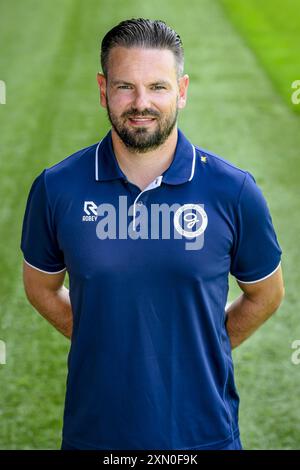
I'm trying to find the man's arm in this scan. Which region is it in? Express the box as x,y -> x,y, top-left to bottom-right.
22,261 -> 73,339
226,265 -> 285,349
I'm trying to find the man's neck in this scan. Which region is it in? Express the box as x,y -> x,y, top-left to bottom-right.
111,126 -> 178,191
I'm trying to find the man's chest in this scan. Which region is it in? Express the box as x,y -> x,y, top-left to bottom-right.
54,184 -> 235,282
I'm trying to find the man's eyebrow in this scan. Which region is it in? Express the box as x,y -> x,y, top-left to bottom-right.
149,80 -> 171,87
110,79 -> 171,87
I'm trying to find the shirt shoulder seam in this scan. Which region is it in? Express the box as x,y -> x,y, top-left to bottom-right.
194,145 -> 248,176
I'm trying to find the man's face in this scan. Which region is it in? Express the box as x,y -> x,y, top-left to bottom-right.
97,47 -> 189,153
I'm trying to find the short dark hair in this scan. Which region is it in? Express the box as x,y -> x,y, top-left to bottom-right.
100,18 -> 184,79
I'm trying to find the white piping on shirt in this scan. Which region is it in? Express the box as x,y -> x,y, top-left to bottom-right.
23,257 -> 67,274
95,140 -> 196,183
95,139 -> 196,231
235,260 -> 281,284
188,145 -> 196,181
95,139 -> 103,181
132,176 -> 163,231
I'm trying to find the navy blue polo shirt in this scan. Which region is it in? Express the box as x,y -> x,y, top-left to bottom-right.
20,127 -> 282,450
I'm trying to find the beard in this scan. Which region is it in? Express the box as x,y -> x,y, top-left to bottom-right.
106,95 -> 179,153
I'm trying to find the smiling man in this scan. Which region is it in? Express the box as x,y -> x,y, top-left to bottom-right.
20,18 -> 284,451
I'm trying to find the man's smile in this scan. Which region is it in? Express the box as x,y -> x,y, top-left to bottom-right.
128,117 -> 157,126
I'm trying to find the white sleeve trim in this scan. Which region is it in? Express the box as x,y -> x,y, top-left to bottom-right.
23,257 -> 67,274
235,261 -> 281,284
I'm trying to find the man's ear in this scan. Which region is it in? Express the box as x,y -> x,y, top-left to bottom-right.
96,72 -> 107,108
178,74 -> 189,110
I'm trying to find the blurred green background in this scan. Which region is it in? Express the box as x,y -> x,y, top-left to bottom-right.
0,0 -> 299,450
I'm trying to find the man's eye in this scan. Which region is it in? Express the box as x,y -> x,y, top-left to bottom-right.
152,85 -> 165,90
118,85 -> 131,89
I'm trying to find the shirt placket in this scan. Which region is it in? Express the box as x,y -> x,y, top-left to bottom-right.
123,176 -> 163,231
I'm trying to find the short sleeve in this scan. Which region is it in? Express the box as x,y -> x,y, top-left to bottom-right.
230,171 -> 282,283
20,169 -> 66,273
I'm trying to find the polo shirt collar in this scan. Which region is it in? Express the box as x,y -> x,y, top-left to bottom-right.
95,127 -> 196,185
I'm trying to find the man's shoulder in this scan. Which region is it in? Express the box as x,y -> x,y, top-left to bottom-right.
44,141 -> 99,179
194,145 -> 248,179
193,145 -> 251,196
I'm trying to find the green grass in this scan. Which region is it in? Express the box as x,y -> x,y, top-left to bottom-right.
221,0 -> 300,115
0,0 -> 299,450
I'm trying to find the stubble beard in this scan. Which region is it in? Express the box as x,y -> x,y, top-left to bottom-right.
106,95 -> 179,153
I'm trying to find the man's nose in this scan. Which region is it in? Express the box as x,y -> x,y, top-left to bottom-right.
132,89 -> 152,111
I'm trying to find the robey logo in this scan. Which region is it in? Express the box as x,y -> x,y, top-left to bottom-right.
82,201 -> 98,221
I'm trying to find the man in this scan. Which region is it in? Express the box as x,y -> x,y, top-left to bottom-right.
20,18 -> 284,450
